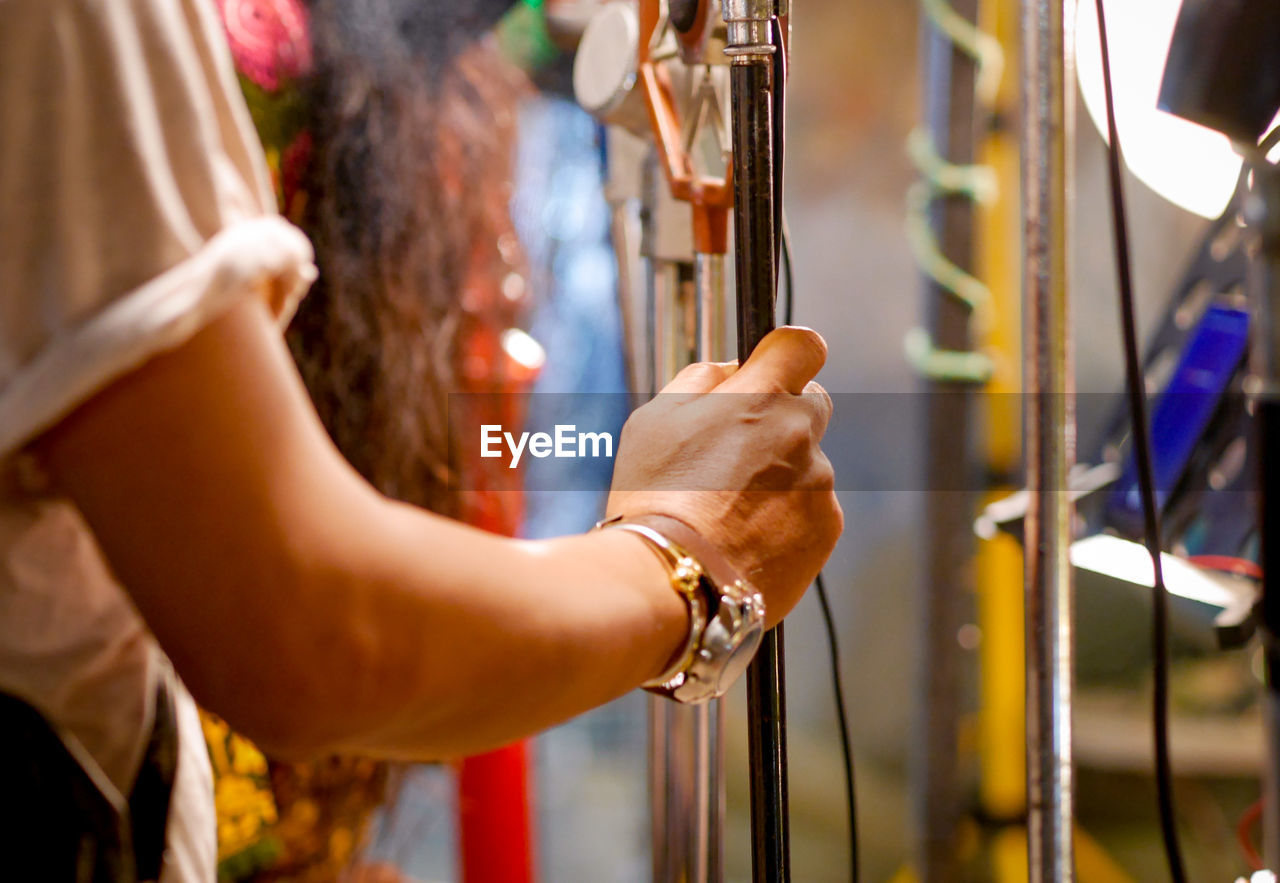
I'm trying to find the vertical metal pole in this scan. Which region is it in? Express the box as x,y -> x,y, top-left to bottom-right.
1246,160 -> 1280,869
1020,0 -> 1075,880
913,1 -> 982,878
649,258 -> 703,883
697,253 -> 727,362
723,2 -> 788,880
696,248 -> 728,883
636,75 -> 726,883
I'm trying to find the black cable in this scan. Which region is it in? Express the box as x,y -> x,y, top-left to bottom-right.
782,219 -> 795,326
780,225 -> 859,883
815,572 -> 860,883
1093,2 -> 1188,880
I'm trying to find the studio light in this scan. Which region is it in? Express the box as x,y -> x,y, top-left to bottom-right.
1076,0 -> 1245,219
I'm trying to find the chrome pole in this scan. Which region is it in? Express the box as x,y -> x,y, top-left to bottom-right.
695,248 -> 728,883
635,60 -> 723,883
650,257 -> 701,883
696,253 -> 727,361
585,5 -> 732,877
1020,0 -> 1075,880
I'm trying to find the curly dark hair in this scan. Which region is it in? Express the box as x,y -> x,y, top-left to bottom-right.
287,0 -> 527,518
250,5 -> 529,878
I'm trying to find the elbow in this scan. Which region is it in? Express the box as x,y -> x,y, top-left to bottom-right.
174,581 -> 395,762
183,656 -> 352,762
240,718 -> 334,763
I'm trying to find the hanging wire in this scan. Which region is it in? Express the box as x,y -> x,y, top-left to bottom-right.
1092,1 -> 1188,879
814,570 -> 859,883
902,0 -> 1004,385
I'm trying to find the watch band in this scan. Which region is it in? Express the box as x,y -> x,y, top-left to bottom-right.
620,513 -> 748,599
597,513 -> 765,703
605,521 -> 710,687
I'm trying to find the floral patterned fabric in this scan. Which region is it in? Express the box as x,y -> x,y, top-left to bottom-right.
215,0 -> 313,223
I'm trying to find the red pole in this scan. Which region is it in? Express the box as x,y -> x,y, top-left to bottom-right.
459,743 -> 536,883
455,318 -> 540,883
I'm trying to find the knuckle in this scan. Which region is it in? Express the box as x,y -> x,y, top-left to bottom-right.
782,411 -> 813,452
737,390 -> 778,417
805,380 -> 833,411
803,384 -> 833,429
828,495 -> 845,541
678,362 -> 720,385
618,410 -> 645,441
811,452 -> 836,490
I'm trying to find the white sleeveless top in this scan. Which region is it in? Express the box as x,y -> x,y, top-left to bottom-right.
0,0 -> 316,877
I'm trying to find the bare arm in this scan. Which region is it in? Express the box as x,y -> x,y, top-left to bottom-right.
37,296 -> 838,760
36,298 -> 680,758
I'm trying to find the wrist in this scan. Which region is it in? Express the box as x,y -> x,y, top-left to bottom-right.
596,514 -> 766,703
619,513 -> 741,590
588,527 -> 692,684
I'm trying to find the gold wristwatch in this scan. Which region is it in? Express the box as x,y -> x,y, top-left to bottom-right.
598,515 -> 766,704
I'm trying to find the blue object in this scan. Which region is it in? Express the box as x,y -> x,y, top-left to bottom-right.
1107,303 -> 1250,531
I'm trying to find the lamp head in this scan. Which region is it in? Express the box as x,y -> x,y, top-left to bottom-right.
1159,0 -> 1280,145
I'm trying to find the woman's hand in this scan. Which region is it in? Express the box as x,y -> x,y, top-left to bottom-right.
606,326 -> 842,627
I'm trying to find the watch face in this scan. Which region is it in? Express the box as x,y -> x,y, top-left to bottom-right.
665,579 -> 766,703
715,626 -> 763,694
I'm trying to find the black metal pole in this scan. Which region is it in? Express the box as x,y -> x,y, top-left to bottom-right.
731,60 -> 787,881
913,2 -> 982,880
1248,159 -> 1280,868
1258,394 -> 1280,869
725,4 -> 788,878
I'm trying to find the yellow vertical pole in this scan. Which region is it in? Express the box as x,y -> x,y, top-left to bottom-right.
975,0 -> 1026,834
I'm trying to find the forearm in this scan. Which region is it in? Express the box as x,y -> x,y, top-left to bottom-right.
36,299 -> 685,760
272,499 -> 685,759
36,296 -> 838,761
95,458 -> 685,762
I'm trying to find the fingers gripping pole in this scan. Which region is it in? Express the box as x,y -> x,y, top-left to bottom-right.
723,1 -> 790,880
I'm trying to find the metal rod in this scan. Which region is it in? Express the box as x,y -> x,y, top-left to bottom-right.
1247,159 -> 1280,869
729,61 -> 778,360
692,703 -> 712,883
1020,0 -> 1075,879
724,1 -> 788,877
613,201 -> 648,402
696,249 -> 728,883
1258,398 -> 1280,870
648,693 -> 669,882
633,37 -> 726,883
912,0 -> 982,877
697,253 -> 727,361
650,260 -> 703,883
708,698 -> 727,881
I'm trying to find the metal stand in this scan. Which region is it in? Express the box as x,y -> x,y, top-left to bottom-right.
646,251 -> 727,883
1247,159 -> 1280,869
581,2 -> 788,876
723,2 -> 789,880
646,244 -> 720,883
1019,0 -> 1075,879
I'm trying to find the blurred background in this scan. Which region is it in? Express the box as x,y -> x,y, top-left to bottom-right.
363,0 -> 1263,880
